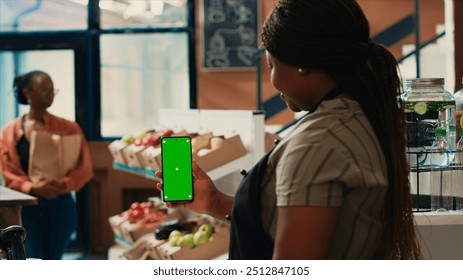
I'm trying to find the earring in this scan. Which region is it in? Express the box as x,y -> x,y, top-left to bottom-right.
298,68 -> 306,74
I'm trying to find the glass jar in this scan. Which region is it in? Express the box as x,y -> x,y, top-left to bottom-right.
402,78 -> 456,168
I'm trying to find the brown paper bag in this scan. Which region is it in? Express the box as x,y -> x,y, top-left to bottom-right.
28,130 -> 82,184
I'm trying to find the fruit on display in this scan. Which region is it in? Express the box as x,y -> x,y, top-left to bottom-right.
121,135 -> 136,145
194,135 -> 225,157
155,219 -> 197,240
160,128 -> 174,137
177,233 -> 195,249
193,223 -> 213,246
124,130 -> 151,145
168,230 -> 184,246
140,202 -> 154,215
136,210 -> 167,227
134,129 -> 175,147
196,148 -> 211,156
167,223 -> 214,248
139,132 -> 160,146
121,128 -> 175,147
123,201 -> 158,223
210,136 -> 225,149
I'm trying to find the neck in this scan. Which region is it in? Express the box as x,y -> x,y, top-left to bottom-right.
27,108 -> 47,123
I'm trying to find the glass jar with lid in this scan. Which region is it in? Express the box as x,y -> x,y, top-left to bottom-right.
401,78 -> 456,168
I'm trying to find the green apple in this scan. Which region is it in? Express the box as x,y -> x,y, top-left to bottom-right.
169,235 -> 181,246
193,224 -> 213,246
193,231 -> 210,246
168,230 -> 184,246
134,131 -> 148,140
121,135 -> 136,144
178,233 -> 195,248
198,223 -> 213,237
169,230 -> 183,238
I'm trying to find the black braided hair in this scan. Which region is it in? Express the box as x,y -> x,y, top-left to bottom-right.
262,0 -> 371,69
13,70 -> 50,105
262,0 -> 420,260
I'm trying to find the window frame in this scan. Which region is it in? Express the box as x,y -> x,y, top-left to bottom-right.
0,0 -> 197,141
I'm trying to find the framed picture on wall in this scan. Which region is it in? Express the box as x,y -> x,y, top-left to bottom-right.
201,0 -> 260,71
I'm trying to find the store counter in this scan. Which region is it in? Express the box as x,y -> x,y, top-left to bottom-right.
0,186 -> 37,228
415,211 -> 463,259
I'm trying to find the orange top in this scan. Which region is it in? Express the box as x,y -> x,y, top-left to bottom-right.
0,112 -> 93,194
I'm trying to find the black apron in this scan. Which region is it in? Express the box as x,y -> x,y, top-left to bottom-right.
228,87 -> 344,260
228,151 -> 274,259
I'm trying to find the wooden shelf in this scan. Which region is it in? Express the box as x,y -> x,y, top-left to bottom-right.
112,161 -> 158,181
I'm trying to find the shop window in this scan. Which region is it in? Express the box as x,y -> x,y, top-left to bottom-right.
0,50 -> 75,127
100,33 -> 189,137
100,0 -> 187,29
0,0 -> 88,32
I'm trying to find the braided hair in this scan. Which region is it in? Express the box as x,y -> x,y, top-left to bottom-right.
13,70 -> 50,105
262,0 -> 420,260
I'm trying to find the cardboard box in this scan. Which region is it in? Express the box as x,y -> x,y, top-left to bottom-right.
121,233 -> 169,260
118,209 -> 183,244
194,134 -> 247,171
191,132 -> 213,153
142,133 -> 246,172
125,144 -> 150,167
142,132 -> 214,171
108,140 -> 130,164
108,213 -> 128,238
146,235 -> 168,260
157,219 -> 230,260
140,130 -> 191,171
141,145 -> 162,171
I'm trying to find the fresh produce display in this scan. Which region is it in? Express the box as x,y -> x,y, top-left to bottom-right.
167,223 -> 214,248
121,130 -> 150,145
110,127 -> 247,173
154,219 -> 197,240
134,129 -> 174,147
120,201 -> 158,223
136,211 -> 168,228
168,230 -> 184,246
196,135 -> 225,156
193,223 -> 214,246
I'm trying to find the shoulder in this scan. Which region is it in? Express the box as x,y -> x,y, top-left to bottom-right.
278,104 -> 360,151
1,116 -> 23,138
46,113 -> 82,133
270,98 -> 380,169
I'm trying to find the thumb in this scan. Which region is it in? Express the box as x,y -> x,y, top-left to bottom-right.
192,160 -> 209,180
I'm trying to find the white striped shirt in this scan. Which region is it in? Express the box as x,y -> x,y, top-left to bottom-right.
261,98 -> 388,259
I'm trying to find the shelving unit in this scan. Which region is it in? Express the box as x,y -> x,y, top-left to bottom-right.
112,153 -> 253,182
108,109 -> 266,259
408,151 -> 463,259
112,109 -> 266,190
408,150 -> 463,212
113,161 -> 158,180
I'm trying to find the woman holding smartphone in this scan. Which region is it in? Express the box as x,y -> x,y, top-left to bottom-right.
157,0 -> 420,260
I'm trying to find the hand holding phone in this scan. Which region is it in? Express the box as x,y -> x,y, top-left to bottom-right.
161,136 -> 194,203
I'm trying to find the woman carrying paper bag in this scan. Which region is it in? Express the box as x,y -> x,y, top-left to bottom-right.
0,70 -> 93,260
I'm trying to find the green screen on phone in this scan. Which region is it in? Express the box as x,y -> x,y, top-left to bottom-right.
161,136 -> 194,203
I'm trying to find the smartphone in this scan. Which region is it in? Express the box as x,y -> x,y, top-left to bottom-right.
161,136 -> 194,203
